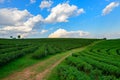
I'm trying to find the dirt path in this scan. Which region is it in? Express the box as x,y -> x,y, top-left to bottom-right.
34,51 -> 71,80
2,41 -> 101,80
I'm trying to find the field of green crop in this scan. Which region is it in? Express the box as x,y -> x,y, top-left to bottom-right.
0,38 -> 98,79
48,39 -> 120,80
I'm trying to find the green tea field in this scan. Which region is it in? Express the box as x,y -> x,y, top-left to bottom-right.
48,39 -> 120,80
1,0 -> 120,80
0,38 -> 98,80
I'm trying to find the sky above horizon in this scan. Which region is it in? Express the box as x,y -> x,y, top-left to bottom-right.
0,0 -> 120,39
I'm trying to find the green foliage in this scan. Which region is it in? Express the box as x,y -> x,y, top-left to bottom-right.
65,56 -> 93,73
51,39 -> 120,80
57,64 -> 90,80
30,38 -> 98,59
32,45 -> 48,59
47,45 -> 57,55
0,45 -> 38,66
0,38 -> 98,66
0,38 -> 99,79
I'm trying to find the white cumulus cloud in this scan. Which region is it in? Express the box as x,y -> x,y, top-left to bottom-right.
0,8 -> 43,37
48,28 -> 89,38
45,3 -> 85,23
0,15 -> 43,32
39,0 -> 53,9
102,2 -> 119,16
0,8 -> 32,26
0,3 -> 85,38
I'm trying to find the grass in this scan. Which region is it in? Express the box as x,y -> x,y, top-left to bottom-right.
46,66 -> 59,80
0,51 -> 58,79
0,53 -> 39,79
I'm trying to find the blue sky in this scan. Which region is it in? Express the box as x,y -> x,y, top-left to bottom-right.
0,0 -> 120,38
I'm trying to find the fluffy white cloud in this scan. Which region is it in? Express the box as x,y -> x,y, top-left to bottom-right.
23,15 -> 43,31
30,0 -> 36,4
0,8 -> 43,37
77,8 -> 84,15
20,30 -> 39,38
0,8 -> 32,26
102,2 -> 119,15
39,0 -> 53,9
1,15 -> 43,32
45,3 -> 85,23
0,3 -> 85,38
48,28 -> 89,38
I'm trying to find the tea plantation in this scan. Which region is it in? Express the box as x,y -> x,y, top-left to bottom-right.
0,38 -> 98,79
48,39 -> 120,80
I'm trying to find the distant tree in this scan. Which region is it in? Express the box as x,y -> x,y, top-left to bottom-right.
18,35 -> 21,39
10,36 -> 13,39
103,38 -> 107,40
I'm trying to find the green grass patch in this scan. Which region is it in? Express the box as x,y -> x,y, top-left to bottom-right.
0,53 -> 43,79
